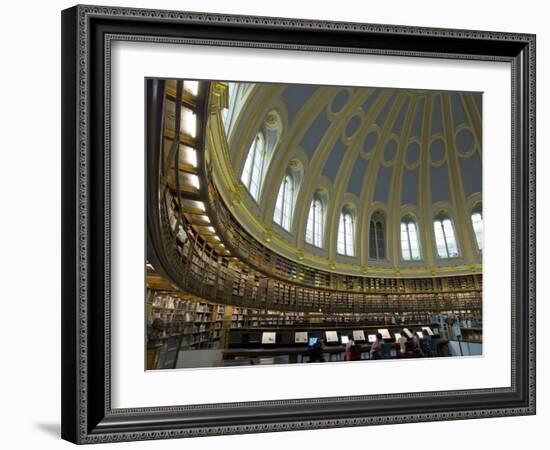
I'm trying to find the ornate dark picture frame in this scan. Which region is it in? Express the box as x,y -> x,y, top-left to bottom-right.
61,4 -> 536,444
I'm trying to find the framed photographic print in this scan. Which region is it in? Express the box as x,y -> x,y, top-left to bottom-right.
61,4 -> 536,444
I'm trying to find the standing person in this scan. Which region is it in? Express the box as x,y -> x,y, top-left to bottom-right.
411,334 -> 424,357
310,337 -> 325,363
370,333 -> 383,360
398,333 -> 407,358
344,337 -> 354,361
350,339 -> 362,361
421,329 -> 433,357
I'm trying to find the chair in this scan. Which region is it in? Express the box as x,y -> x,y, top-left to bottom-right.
380,343 -> 393,359
429,338 -> 438,356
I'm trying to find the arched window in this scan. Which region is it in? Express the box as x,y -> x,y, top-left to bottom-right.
306,194 -> 325,248
337,208 -> 355,256
274,174 -> 294,231
369,212 -> 386,260
471,205 -> 483,252
401,216 -> 421,261
221,82 -> 238,129
433,213 -> 459,258
240,111 -> 282,203
241,132 -> 266,201
221,82 -> 254,135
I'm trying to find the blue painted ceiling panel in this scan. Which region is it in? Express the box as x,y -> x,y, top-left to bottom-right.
374,91 -> 398,126
391,97 -> 410,134
346,157 -> 369,196
410,97 -> 425,138
373,166 -> 393,202
460,153 -> 482,196
430,163 -> 450,203
431,95 -> 443,135
300,110 -> 331,159
451,92 -> 467,126
322,140 -> 348,180
402,168 -> 418,205
361,89 -> 382,115
281,84 -> 319,122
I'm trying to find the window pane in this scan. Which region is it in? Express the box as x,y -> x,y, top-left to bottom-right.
376,221 -> 385,259
314,200 -> 323,247
434,220 -> 448,258
408,222 -> 420,260
305,200 -> 315,244
249,177 -> 260,200
250,148 -> 264,201
241,140 -> 255,188
273,178 -> 285,225
401,222 -> 411,260
369,221 -> 377,259
221,83 -> 238,130
241,133 -> 267,201
472,212 -> 483,251
337,214 -> 346,255
282,176 -> 293,231
181,107 -> 197,139
443,219 -> 458,256
345,214 -> 354,256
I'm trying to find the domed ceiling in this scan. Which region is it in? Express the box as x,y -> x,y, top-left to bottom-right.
206,81 -> 482,278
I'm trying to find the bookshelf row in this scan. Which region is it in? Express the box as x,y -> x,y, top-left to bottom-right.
147,286 -> 482,351
148,291 -> 309,349
164,187 -> 482,300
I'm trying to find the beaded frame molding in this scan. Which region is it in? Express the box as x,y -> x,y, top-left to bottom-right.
61,4 -> 536,444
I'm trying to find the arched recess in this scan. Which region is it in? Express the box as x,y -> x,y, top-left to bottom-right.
470,201 -> 483,254
368,209 -> 388,262
400,213 -> 422,262
336,203 -> 357,258
272,159 -> 304,234
230,84 -> 286,173
239,110 -> 283,204
297,177 -> 333,253
262,146 -> 309,227
305,189 -> 329,251
221,82 -> 256,141
432,208 -> 460,260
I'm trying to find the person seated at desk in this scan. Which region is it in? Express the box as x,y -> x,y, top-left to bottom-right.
420,329 -> 433,357
147,318 -> 164,341
344,338 -> 354,361
310,337 -> 325,363
350,341 -> 362,361
398,333 -> 407,358
370,333 -> 383,360
411,335 -> 424,358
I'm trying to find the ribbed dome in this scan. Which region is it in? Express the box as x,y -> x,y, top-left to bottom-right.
206,82 -> 482,277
